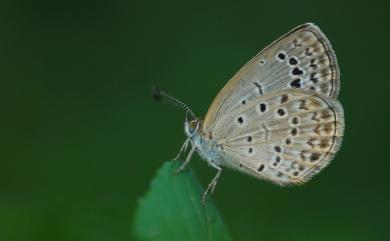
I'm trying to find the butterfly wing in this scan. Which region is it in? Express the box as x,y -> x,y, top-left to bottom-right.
203,23 -> 339,132
215,89 -> 344,185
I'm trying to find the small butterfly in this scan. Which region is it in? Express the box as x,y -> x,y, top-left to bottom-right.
154,23 -> 344,201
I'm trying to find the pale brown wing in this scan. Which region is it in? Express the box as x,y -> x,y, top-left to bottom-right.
216,89 -> 344,185
203,23 -> 339,134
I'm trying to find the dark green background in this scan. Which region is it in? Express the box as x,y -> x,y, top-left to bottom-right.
1,0 -> 389,240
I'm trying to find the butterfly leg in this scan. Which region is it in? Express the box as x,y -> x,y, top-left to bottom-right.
172,138 -> 190,162
174,144 -> 195,174
202,163 -> 222,202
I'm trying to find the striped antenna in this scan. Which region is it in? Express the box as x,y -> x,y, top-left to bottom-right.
152,86 -> 196,118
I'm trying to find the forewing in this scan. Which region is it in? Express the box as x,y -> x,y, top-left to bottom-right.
203,23 -> 339,132
216,90 -> 344,185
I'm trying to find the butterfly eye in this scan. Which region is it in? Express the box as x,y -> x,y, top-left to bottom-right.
188,120 -> 199,134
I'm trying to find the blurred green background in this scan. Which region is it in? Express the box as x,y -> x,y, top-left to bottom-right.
1,0 -> 389,240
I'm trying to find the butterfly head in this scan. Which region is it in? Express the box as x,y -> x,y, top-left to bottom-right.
185,117 -> 201,137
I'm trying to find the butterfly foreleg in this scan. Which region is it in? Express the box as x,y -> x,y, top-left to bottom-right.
202,163 -> 222,202
174,143 -> 196,174
172,138 -> 190,162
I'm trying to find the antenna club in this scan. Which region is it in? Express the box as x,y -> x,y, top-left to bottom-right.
151,86 -> 163,101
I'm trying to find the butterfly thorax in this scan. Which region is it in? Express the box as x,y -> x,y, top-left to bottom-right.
185,119 -> 224,167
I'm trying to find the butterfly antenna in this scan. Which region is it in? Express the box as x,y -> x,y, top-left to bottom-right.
152,86 -> 196,118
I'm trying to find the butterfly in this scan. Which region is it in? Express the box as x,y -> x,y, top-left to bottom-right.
154,23 -> 344,201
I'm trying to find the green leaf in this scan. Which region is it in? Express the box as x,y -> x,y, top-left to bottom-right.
133,161 -> 233,241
